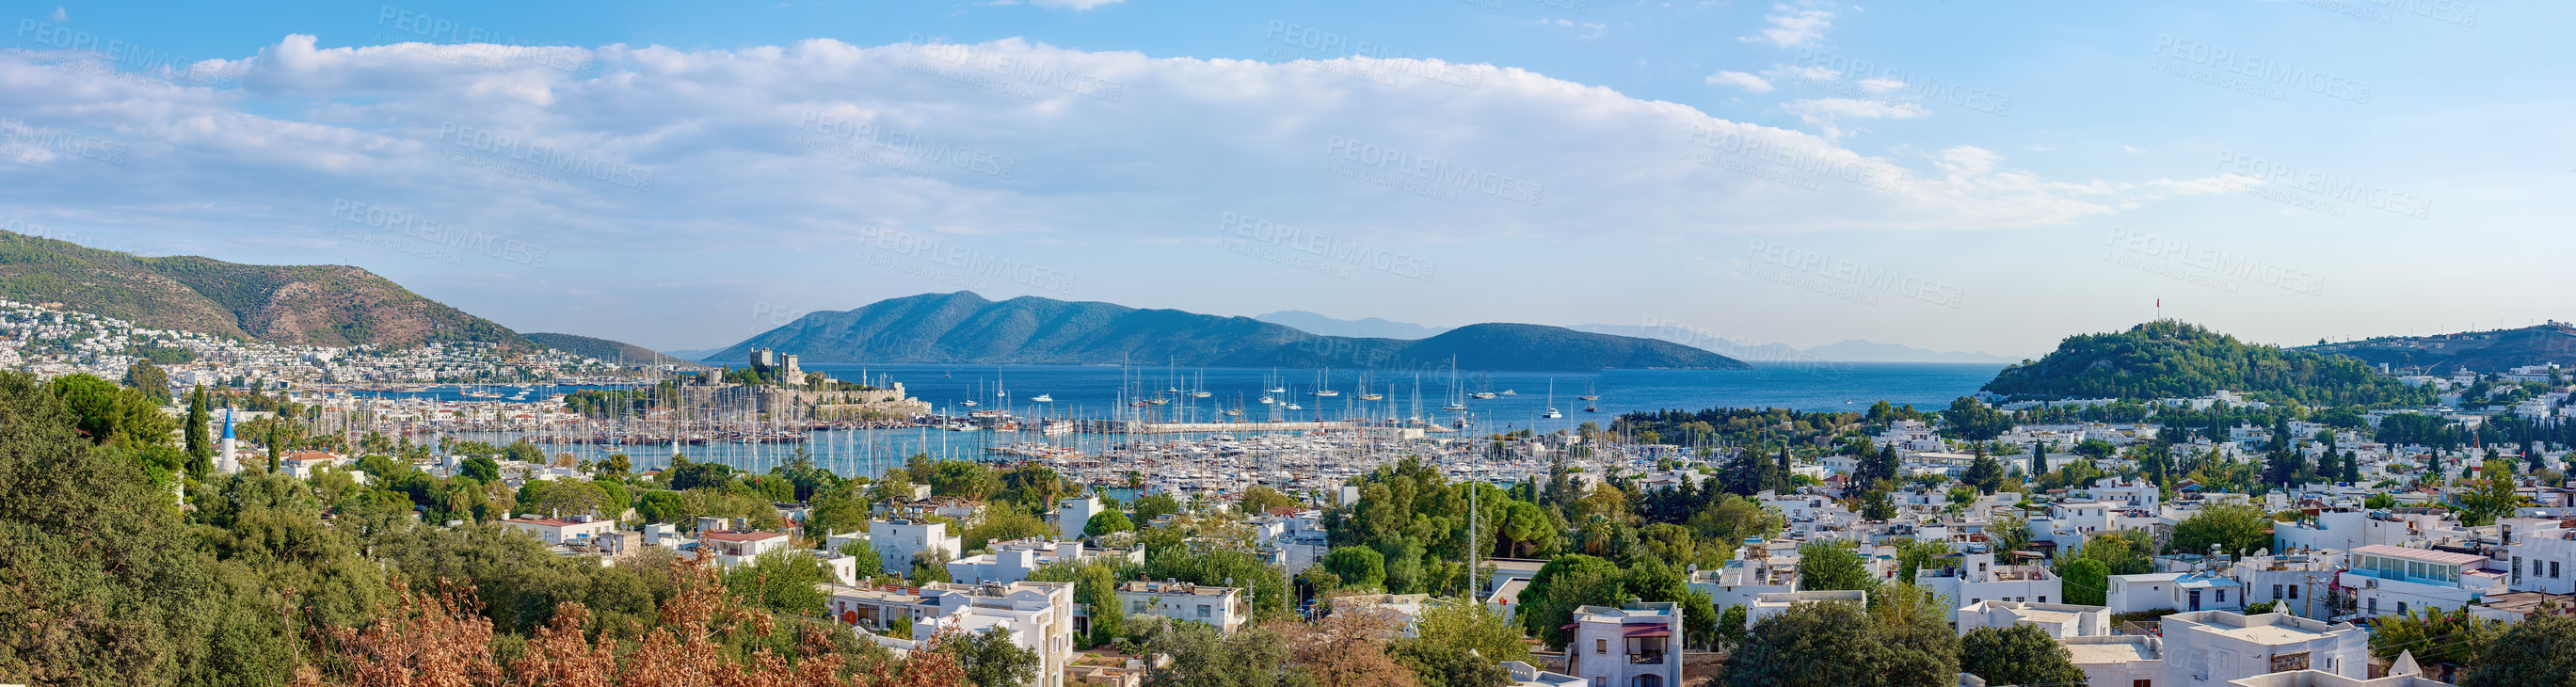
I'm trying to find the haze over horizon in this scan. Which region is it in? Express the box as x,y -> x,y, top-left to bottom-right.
4,0 -> 2567,354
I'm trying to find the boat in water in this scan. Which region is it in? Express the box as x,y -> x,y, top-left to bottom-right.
1032,393 -> 1054,403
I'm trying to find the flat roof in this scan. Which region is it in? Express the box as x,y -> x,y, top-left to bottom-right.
2350,545 -> 2486,566
2062,640 -> 2155,666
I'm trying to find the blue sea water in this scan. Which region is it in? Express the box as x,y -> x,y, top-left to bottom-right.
430,361 -> 2004,479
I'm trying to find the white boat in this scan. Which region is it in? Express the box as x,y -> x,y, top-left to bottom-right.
1358,392 -> 1384,401
962,400 -> 979,407
1542,408 -> 1563,419
1443,403 -> 1469,411
1286,403 -> 1304,410
1042,421 -> 1076,435
1032,394 -> 1054,403
1258,396 -> 1275,405
1312,390 -> 1339,397
1266,387 -> 1287,393
1468,391 -> 1497,400
1498,390 -> 1516,396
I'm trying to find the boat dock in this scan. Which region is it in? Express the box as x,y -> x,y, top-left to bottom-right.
1080,419 -> 1430,438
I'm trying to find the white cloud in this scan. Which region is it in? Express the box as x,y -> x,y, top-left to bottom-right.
2122,145 -> 2143,153
49,7 -> 66,21
1032,0 -> 1123,9
1742,1 -> 1835,48
1763,64 -> 1840,82
1538,19 -> 1609,39
1859,77 -> 1902,93
0,35 -> 2233,279
1706,71 -> 1773,93
1783,97 -> 1928,120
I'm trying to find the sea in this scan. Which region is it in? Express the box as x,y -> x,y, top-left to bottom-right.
417,361 -> 2005,480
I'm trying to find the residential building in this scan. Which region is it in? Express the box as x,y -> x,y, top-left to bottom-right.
2339,545 -> 2505,619
2159,611 -> 2368,686
2232,552 -> 2340,619
2060,634 -> 2163,687
1502,661 -> 1586,687
2500,518 -> 2576,593
2469,590 -> 2576,622
1117,580 -> 1246,633
1562,601 -> 1683,687
696,530 -> 793,567
872,519 -> 963,577
500,515 -> 618,546
1918,551 -> 2062,606
827,581 -> 1079,687
946,539 -> 1140,585
2107,571 -> 2246,615
1056,496 -> 1101,540
1952,600 -> 2111,638
1749,590 -> 1864,624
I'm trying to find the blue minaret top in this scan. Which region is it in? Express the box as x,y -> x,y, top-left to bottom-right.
221,407 -> 235,439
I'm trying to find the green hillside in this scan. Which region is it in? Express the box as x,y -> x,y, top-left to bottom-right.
0,231 -> 533,349
1982,320 -> 2434,407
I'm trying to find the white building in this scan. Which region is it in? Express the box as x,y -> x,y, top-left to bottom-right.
2107,571 -> 2247,615
2060,634 -> 2164,687
1953,600 -> 2111,638
500,515 -> 619,546
830,581 -> 1079,687
2339,545 -> 2505,619
1750,590 -> 1864,624
1561,601 -> 1683,687
1056,496 -> 1101,540
1918,551 -> 2063,606
872,519 -> 963,577
2158,611 -> 2368,686
945,539 -> 1140,585
2501,518 -> 2576,594
1117,580 -> 1247,633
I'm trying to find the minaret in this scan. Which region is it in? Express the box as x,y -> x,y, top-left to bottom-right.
217,407 -> 240,473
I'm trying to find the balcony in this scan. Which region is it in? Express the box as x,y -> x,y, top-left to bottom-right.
1629,652 -> 1669,664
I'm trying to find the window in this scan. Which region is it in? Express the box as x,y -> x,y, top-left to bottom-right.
2216,590 -> 2225,602
1195,604 -> 1210,618
1596,639 -> 1608,654
2555,562 -> 2563,579
1132,601 -> 1147,614
2134,680 -> 2152,687
2367,598 -> 2377,615
2272,584 -> 2282,599
2288,585 -> 2298,599
2397,601 -> 2408,614
2040,596 -> 2048,603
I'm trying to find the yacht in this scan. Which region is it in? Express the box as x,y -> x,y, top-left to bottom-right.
1258,395 -> 1276,405
1541,407 -> 1563,419
1031,394 -> 1054,403
1498,390 -> 1516,396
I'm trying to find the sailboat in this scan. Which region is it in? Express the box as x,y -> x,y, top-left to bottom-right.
1442,359 -> 1469,411
1576,379 -> 1599,402
1540,379 -> 1561,419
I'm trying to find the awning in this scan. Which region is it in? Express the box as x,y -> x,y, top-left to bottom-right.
1624,626 -> 1672,638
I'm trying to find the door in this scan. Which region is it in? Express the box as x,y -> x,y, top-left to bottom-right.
2189,589 -> 2202,612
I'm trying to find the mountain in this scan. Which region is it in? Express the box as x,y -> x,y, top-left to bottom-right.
1571,325 -> 2016,363
0,231 -> 531,349
712,292 -> 1749,371
1981,320 -> 2433,407
1253,311 -> 1450,340
527,333 -> 709,368
2298,323 -> 2576,375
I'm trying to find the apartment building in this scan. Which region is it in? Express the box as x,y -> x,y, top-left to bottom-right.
1562,601 -> 1683,687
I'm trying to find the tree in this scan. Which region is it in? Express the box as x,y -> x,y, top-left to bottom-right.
1798,540 -> 1873,591
1862,489 -> 1896,520
1961,448 -> 2006,494
2168,503 -> 2273,557
1517,554 -> 1626,647
2461,613 -> 2576,687
1960,625 -> 2088,687
943,626 -> 1043,687
1724,599 -> 1956,687
635,489 -> 687,523
2342,450 -> 2360,485
910,548 -> 953,583
2030,439 -> 2048,481
461,455 -> 501,483
1132,492 -> 1183,523
1238,485 -> 1297,514
2373,606 -> 2502,670
722,548 -> 830,615
2457,460 -> 2530,526
1944,396 -> 2013,441
1085,510 -> 1136,537
1324,546 -> 1389,591
2058,558 -> 2110,607
184,385 -> 211,478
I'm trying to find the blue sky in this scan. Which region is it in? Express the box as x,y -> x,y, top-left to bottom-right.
1,0 -> 2564,358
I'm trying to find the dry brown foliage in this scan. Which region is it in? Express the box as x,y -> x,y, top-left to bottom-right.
317,557 -> 970,687
1273,606 -> 1418,687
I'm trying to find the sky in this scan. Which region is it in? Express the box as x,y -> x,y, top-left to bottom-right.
0,0 -> 2566,359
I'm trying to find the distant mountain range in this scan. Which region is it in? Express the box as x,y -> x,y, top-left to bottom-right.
1245,312 -> 2017,363
1253,311 -> 1452,339
2299,323 -> 2576,374
525,333 -> 708,369
1570,325 -> 2017,364
709,292 -> 1749,371
0,231 -> 532,349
